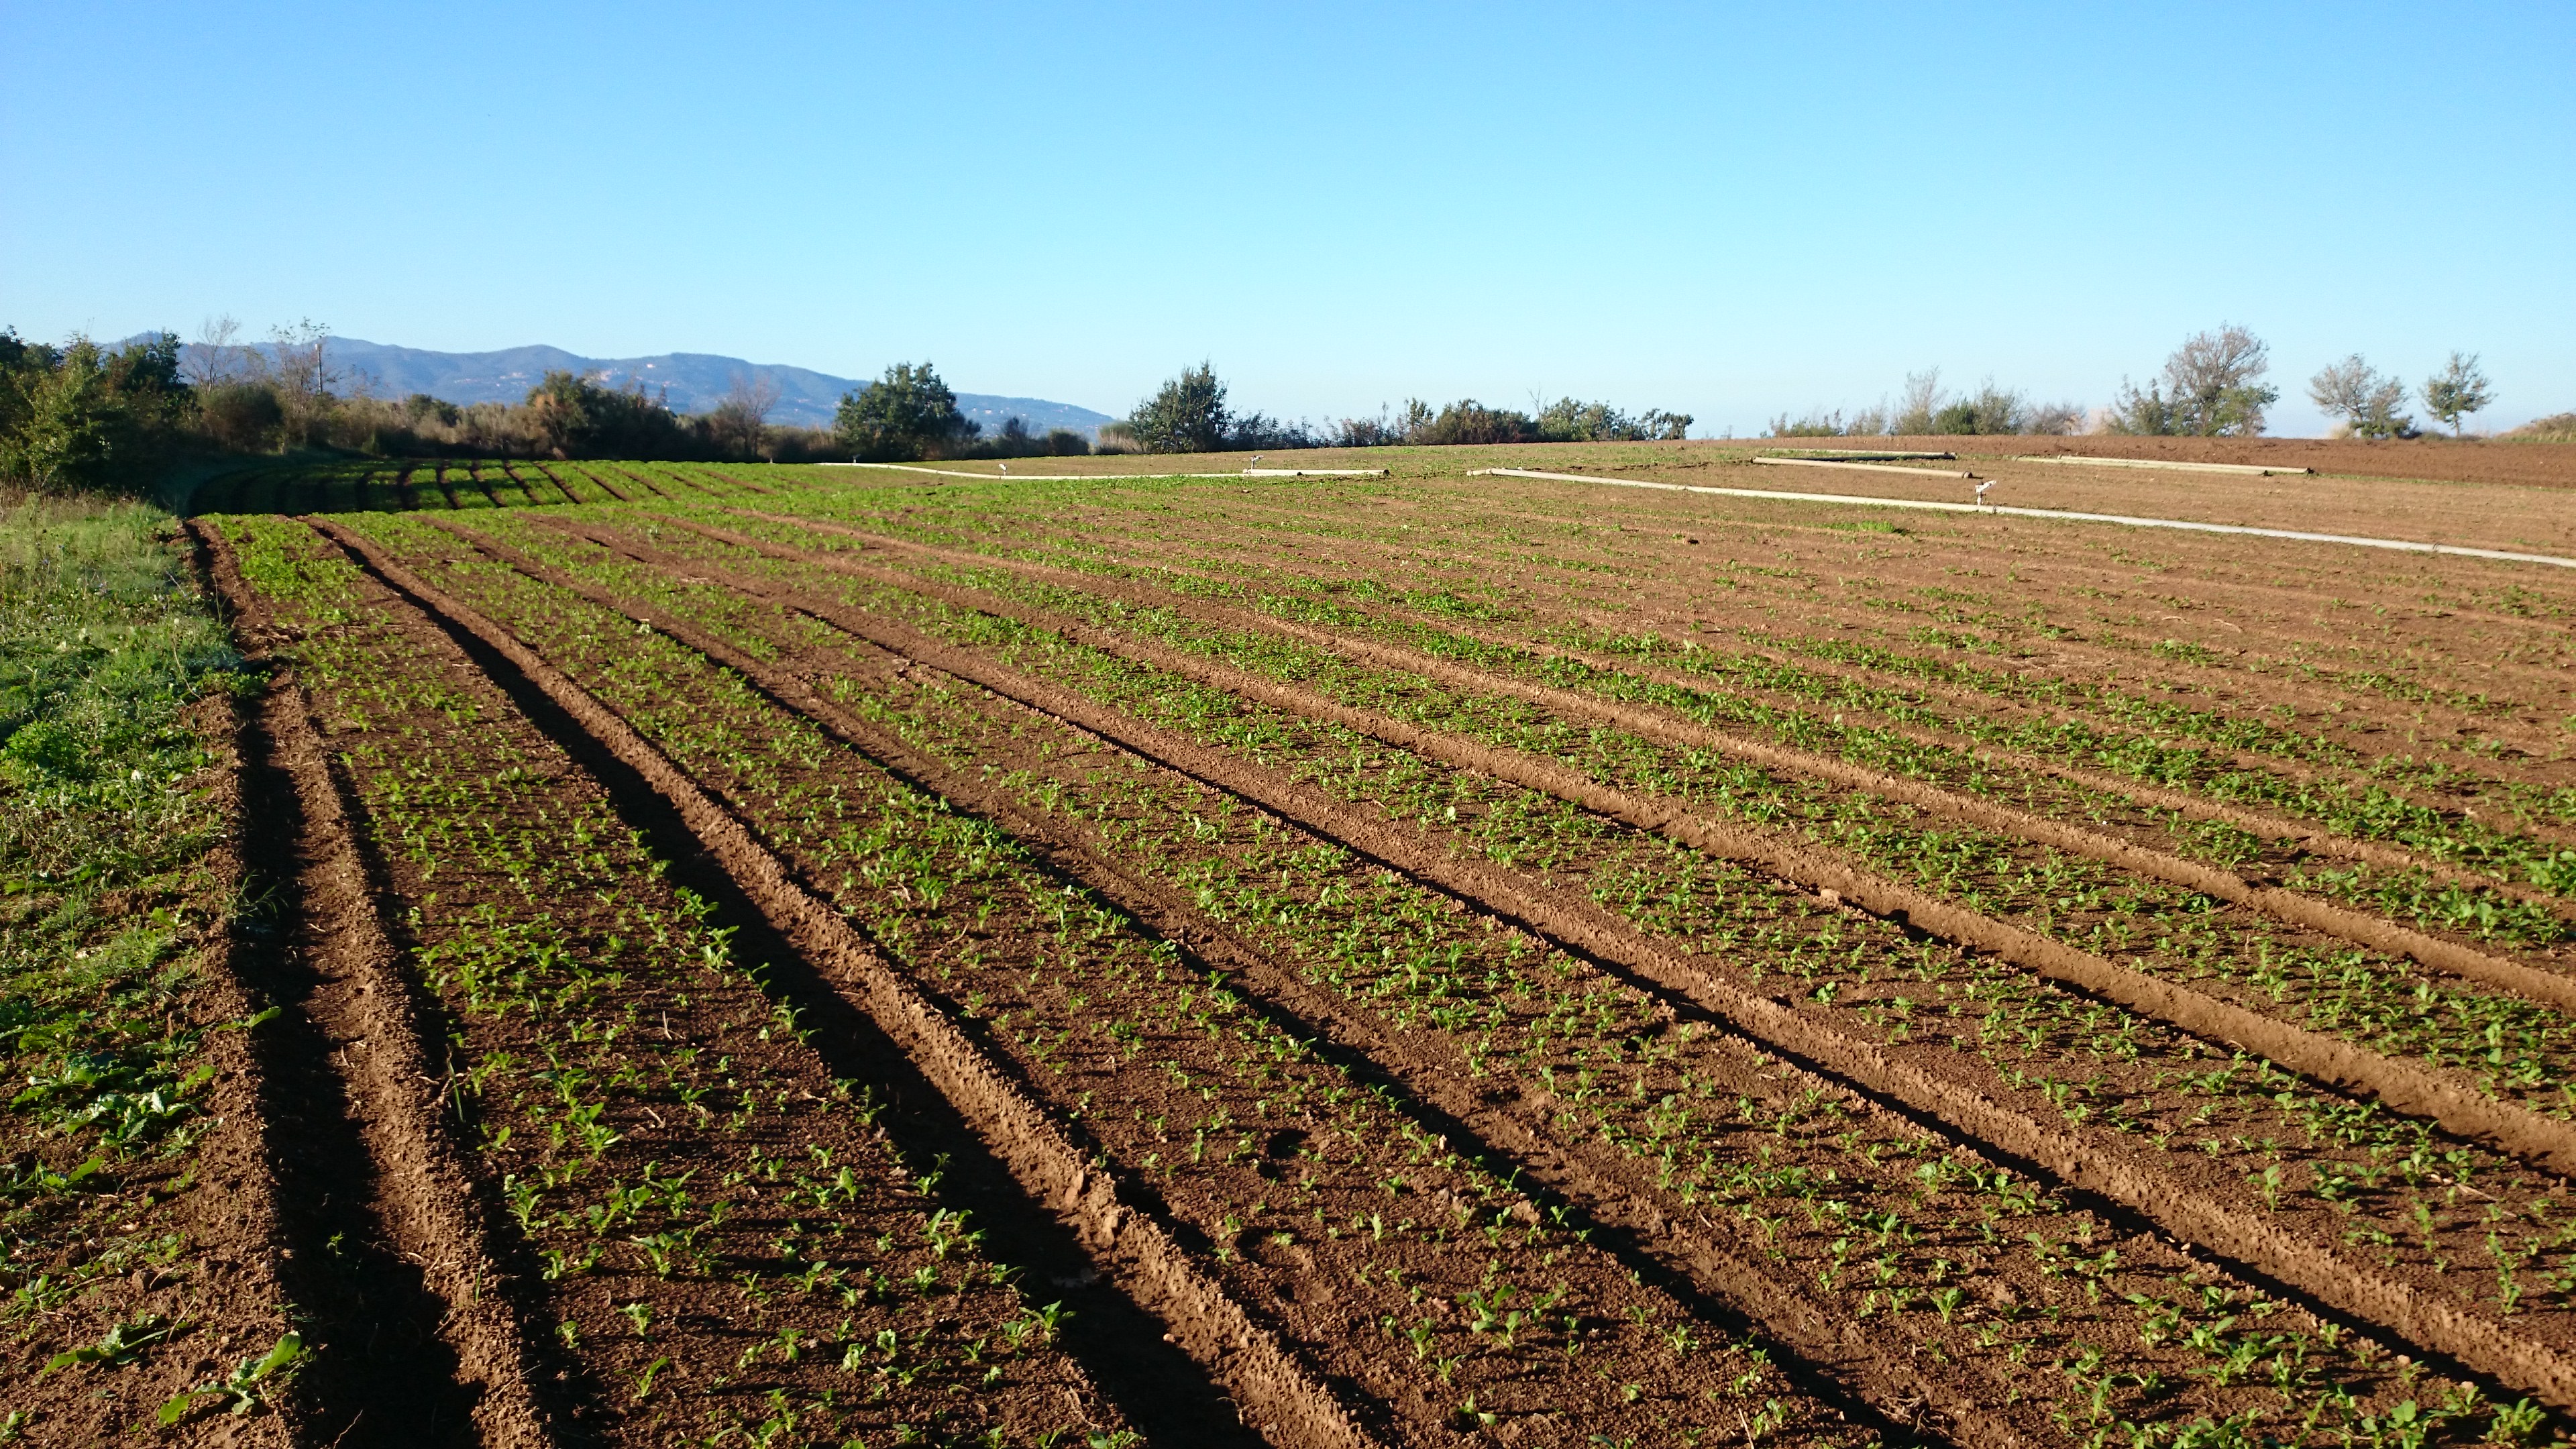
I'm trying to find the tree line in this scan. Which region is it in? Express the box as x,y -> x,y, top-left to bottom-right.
1770,326 -> 2509,440
5,315 -> 2549,498
0,321 -> 1106,496
1101,363 -> 1691,453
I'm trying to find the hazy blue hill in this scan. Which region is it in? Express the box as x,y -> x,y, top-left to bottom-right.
172,337 -> 1114,436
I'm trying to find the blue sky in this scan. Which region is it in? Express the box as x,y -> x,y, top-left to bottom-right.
5,1 -> 2569,434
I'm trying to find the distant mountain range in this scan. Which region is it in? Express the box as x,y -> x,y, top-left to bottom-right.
170,337 -> 1116,437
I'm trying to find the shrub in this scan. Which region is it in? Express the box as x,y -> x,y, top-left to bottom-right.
1767,411 -> 1846,437
1411,400 -> 1536,445
524,370 -> 692,459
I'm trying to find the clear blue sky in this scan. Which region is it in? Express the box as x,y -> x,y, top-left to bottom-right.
5,1 -> 2570,435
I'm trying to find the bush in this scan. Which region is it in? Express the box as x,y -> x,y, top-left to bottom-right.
1766,411 -> 1847,437
1337,395 -> 1691,447
1410,400 -> 1535,445
1774,374 -> 2076,439
947,417 -> 1092,460
525,370 -> 691,459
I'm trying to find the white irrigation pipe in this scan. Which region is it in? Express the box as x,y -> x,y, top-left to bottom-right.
1242,467 -> 1389,478
1757,448 -> 1957,460
821,462 -> 1240,480
2017,455 -> 2313,476
1466,468 -> 2576,570
1752,455 -> 1974,479
822,462 -> 1387,481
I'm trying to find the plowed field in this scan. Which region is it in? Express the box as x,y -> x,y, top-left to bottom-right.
73,453 -> 2576,1448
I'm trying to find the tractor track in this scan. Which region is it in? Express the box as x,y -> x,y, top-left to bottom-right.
299,517 -> 1389,1449
509,519 -> 2576,1413
197,521 -> 563,1448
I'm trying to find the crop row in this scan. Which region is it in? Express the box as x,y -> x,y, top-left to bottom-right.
799,478 -> 2576,906
211,513 -> 1134,1448
186,458 -> 808,517
402,506 -> 2571,1444
326,507 -> 1894,1447
658,514 -> 2576,1155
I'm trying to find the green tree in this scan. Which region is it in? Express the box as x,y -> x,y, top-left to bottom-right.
1412,400 -> 1536,445
0,331 -> 193,494
1126,362 -> 1232,453
835,360 -> 977,461
2420,352 -> 2494,437
1534,398 -> 1693,441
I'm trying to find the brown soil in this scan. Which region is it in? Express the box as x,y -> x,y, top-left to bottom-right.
201,521 -> 560,1447
246,518 -> 1169,1449
345,516 -> 1898,1446
3,612 -> 300,1446
450,506 -> 2576,1435
762,515 -> 2576,1010
443,517 -> 2013,1442
650,521 -> 2576,1182
178,460 -> 2576,1446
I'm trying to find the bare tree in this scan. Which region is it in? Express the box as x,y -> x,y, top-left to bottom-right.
2023,400 -> 2086,435
2420,352 -> 2494,437
2161,324 -> 2277,435
2308,354 -> 2414,439
262,319 -> 337,396
183,313 -> 244,387
1893,368 -> 1945,435
261,319 -> 340,446
708,369 -> 784,458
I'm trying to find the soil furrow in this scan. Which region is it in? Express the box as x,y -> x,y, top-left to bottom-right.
354,513 -> 1898,1448
914,498 -> 2576,869
199,521 -> 561,1447
644,517 -> 2576,1179
438,517 -> 2015,1443
562,533 -> 2576,1411
826,504 -> 2576,906
727,517 -> 2576,1006
301,517 -> 1389,1449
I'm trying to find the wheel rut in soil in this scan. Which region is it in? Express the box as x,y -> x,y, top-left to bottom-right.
749,518 -> 2575,1008
435,517 -> 1988,1444
196,521 -> 560,1448
641,517 -> 2576,1181
299,517 -> 1386,1449
527,525 -> 2576,1413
